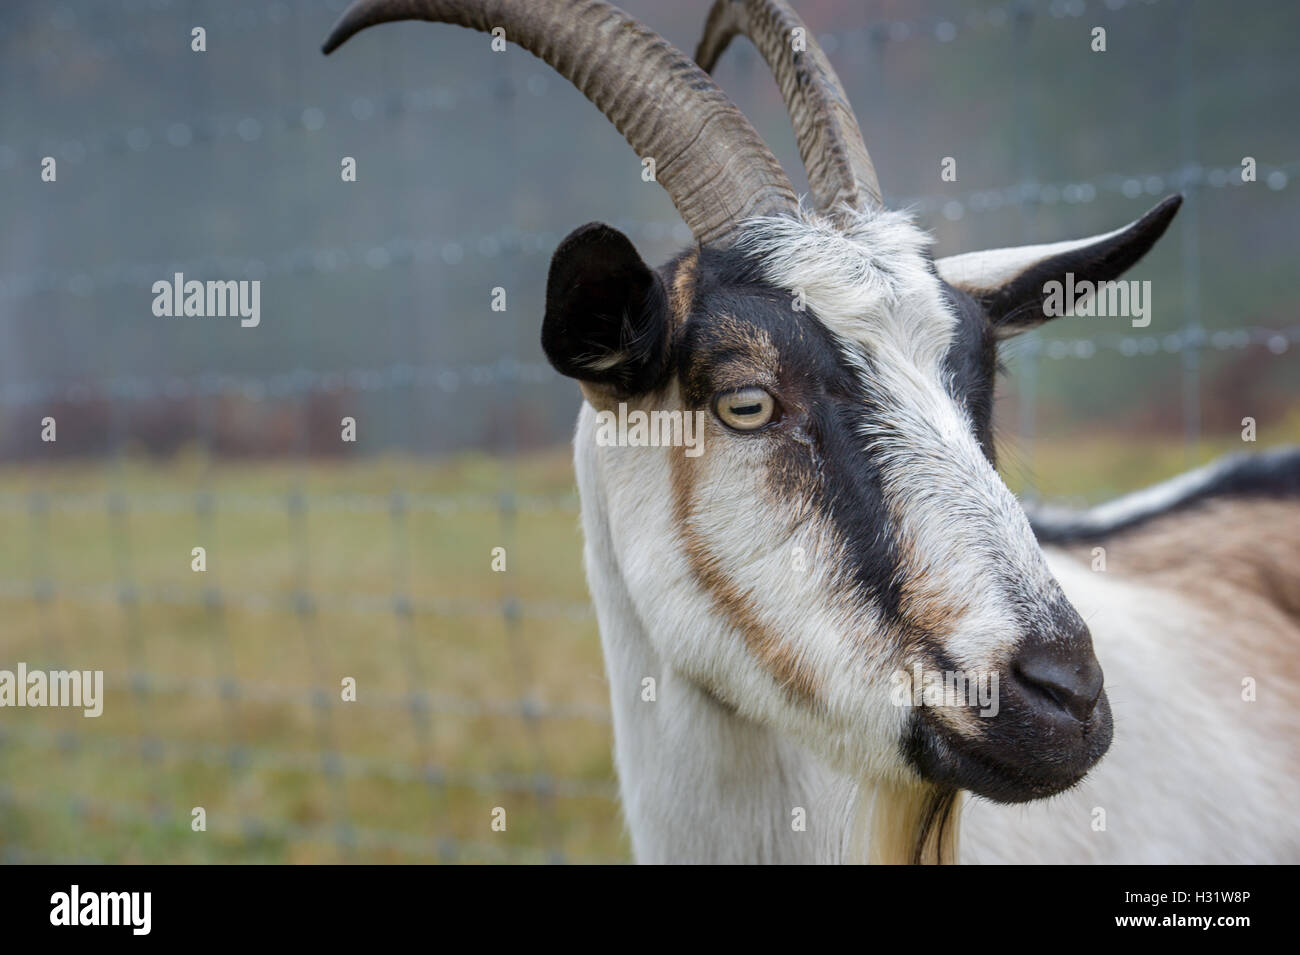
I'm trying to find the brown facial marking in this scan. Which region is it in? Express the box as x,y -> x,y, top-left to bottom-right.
668,249 -> 699,334
875,505 -> 985,741
682,313 -> 783,402
669,443 -> 822,706
891,518 -> 972,651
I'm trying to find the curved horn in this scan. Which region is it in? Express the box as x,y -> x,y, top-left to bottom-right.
323,0 -> 799,246
695,0 -> 881,214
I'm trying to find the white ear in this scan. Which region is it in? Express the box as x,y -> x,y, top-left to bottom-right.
936,224 -> 1132,297
934,195 -> 1182,335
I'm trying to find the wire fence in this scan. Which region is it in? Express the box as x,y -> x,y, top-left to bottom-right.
1,375 -> 622,863
4,158 -> 1294,305
1,0 -> 1296,864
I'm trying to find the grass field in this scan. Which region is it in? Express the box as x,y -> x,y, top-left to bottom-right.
2,415 -> 1298,863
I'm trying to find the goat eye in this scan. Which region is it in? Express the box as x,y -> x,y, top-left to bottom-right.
714,387 -> 776,431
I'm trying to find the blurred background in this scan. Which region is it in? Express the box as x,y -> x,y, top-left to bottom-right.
0,0 -> 1295,862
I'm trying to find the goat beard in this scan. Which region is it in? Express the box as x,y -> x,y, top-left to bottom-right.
851,779 -> 962,864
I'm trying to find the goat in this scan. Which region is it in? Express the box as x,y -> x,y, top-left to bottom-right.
324,0 -> 1300,864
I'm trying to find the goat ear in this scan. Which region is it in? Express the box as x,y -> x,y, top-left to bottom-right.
934,195 -> 1182,337
542,223 -> 671,394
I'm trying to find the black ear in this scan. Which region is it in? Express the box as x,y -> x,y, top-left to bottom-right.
542,223 -> 671,394
935,195 -> 1182,336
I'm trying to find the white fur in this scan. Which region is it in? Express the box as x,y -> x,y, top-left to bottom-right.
575,400 -> 860,862
574,394 -> 911,793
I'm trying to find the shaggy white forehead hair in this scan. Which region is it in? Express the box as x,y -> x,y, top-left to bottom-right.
733,205 -> 958,368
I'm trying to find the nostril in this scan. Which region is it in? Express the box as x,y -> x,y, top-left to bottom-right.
1013,648 -> 1104,722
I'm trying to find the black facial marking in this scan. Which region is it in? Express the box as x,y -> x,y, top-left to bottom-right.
939,281 -> 999,464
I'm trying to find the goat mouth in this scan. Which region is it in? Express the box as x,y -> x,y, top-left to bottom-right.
903,697 -> 1113,803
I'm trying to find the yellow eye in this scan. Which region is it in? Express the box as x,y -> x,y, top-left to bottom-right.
714,387 -> 776,431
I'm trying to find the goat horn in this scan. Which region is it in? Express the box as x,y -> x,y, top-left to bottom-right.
323,0 -> 800,246
695,0 -> 882,214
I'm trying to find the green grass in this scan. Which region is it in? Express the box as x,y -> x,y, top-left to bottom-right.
2,417 -> 1297,863
0,449 -> 622,863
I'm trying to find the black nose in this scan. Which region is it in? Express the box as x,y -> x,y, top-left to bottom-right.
1012,640 -> 1105,723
